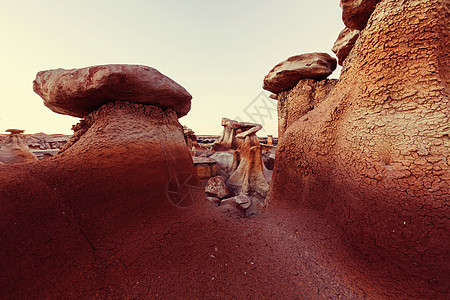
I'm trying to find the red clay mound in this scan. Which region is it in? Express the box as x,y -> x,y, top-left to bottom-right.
268,0 -> 449,297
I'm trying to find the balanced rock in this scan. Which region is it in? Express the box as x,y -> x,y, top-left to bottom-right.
213,118 -> 262,151
332,27 -> 360,66
205,176 -> 229,199
340,0 -> 381,30
33,64 -> 192,118
0,129 -> 38,164
263,53 -> 337,94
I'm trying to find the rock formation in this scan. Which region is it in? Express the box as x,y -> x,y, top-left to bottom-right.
268,0 -> 449,297
212,118 -> 262,151
340,0 -> 381,30
33,64 -> 192,118
226,124 -> 270,216
193,156 -> 219,182
276,78 -> 338,142
332,27 -> 360,66
263,53 -> 337,94
0,129 -> 38,164
183,126 -> 201,150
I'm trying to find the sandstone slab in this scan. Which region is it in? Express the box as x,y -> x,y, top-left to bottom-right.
332,27 -> 360,66
263,53 -> 337,94
33,64 -> 192,118
340,0 -> 381,30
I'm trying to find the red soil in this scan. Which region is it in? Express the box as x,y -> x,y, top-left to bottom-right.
1,157 -> 446,299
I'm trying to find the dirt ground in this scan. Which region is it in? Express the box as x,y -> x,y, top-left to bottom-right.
1,156 -> 446,299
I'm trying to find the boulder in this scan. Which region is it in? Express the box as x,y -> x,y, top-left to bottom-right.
208,151 -> 235,179
340,0 -> 381,30
269,0 -> 449,296
332,27 -> 360,66
33,64 -> 192,118
0,129 -> 38,164
204,176 -> 229,199
263,53 -> 337,94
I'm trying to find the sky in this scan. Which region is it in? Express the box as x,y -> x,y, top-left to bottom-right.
0,0 -> 344,137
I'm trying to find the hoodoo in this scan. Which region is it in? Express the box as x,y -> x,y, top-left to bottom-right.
268,0 -> 449,297
0,129 -> 38,164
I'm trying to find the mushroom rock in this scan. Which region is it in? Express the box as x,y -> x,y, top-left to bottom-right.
0,129 -> 38,164
226,125 -> 270,216
276,78 -> 338,143
263,53 -> 337,94
213,118 -> 262,151
33,64 -> 192,118
332,27 -> 360,66
340,0 -> 381,30
269,0 -> 449,297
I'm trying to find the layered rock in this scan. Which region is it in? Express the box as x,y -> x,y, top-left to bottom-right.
332,27 -> 360,66
263,53 -> 337,94
0,129 -> 38,164
340,0 -> 381,30
269,0 -> 449,297
33,64 -> 192,118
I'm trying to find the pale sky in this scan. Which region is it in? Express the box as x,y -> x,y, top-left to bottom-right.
0,0 -> 344,136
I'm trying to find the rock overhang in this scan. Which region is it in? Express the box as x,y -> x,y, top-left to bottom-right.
33,64 -> 192,118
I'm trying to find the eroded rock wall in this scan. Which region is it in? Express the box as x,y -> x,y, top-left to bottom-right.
269,0 -> 449,295
277,79 -> 338,142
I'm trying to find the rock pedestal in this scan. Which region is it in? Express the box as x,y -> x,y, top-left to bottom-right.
227,129 -> 270,216
0,129 -> 38,164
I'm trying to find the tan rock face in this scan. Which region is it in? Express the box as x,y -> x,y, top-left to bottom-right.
269,0 -> 449,294
227,134 -> 269,210
263,53 -> 337,94
340,0 -> 381,30
0,130 -> 38,164
332,27 -> 360,66
33,64 -> 192,118
276,79 -> 338,142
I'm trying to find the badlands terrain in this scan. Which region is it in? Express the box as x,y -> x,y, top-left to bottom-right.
0,0 -> 448,298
